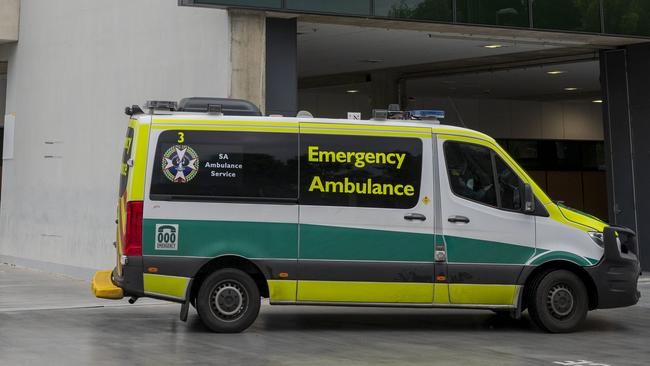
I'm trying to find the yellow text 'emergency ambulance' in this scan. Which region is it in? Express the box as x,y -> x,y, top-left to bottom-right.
92,98 -> 641,333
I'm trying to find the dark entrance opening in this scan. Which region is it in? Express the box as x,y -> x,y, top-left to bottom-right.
295,22 -> 608,220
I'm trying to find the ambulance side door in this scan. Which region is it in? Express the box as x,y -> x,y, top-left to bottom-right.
437,135 -> 535,306
296,126 -> 435,304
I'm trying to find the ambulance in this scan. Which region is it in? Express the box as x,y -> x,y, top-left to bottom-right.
92,97 -> 641,333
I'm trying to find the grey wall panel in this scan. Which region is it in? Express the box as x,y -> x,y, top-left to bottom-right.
0,1 -> 230,272
541,102 -> 565,139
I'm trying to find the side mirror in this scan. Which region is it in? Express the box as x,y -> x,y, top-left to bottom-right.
523,183 -> 536,213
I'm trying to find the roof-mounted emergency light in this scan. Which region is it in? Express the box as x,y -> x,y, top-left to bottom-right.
372,106 -> 445,124
408,109 -> 445,121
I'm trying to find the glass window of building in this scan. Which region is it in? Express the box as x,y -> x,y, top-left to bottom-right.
374,0 -> 453,22
603,0 -> 650,36
456,0 -> 530,27
286,0 -> 371,16
194,0 -> 282,8
532,0 -> 601,33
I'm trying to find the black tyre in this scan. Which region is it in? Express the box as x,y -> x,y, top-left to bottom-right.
196,268 -> 260,333
528,269 -> 588,333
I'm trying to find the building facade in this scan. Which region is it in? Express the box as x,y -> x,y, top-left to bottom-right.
1,0 -> 649,276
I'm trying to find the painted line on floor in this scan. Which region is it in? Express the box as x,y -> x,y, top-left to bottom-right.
0,303 -> 176,313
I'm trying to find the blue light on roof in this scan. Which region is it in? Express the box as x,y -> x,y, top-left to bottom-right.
408,109 -> 445,119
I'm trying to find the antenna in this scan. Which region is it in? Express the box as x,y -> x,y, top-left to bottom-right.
447,97 -> 467,128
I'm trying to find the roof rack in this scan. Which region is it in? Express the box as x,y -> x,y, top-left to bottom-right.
126,98 -> 263,116
177,97 -> 261,116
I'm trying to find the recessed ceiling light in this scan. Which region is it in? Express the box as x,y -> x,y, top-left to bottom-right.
592,99 -> 603,103
564,87 -> 579,91
547,70 -> 566,75
346,89 -> 360,93
483,44 -> 504,49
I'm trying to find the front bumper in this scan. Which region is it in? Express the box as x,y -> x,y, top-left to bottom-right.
91,270 -> 124,299
587,226 -> 641,309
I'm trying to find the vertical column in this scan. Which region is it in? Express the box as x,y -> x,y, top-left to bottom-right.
266,17 -> 297,117
0,0 -> 19,42
229,10 -> 266,113
625,44 -> 650,271
370,71 -> 400,110
600,44 -> 650,270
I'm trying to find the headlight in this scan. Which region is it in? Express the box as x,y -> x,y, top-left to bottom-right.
588,231 -> 604,247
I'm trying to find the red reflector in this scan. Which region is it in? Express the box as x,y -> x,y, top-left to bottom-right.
124,201 -> 143,256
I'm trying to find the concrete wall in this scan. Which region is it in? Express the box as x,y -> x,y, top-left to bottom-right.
230,10 -> 266,112
299,89 -> 604,140
0,0 -> 19,43
0,74 -> 6,118
0,0 -> 230,278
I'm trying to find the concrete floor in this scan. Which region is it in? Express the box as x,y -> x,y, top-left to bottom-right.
1,264 -> 649,366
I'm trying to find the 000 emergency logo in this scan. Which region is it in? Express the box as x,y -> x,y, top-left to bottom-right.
155,224 -> 179,250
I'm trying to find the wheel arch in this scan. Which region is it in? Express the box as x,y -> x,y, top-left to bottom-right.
190,255 -> 270,304
521,260 -> 599,310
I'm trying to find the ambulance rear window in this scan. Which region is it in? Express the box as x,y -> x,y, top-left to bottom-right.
119,127 -> 134,197
150,130 -> 298,201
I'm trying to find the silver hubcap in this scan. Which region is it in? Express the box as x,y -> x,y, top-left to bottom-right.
210,281 -> 247,321
547,284 -> 574,318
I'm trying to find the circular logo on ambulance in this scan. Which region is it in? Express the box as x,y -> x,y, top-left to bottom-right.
162,145 -> 199,183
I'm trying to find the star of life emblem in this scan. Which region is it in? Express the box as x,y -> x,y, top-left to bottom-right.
162,145 -> 199,183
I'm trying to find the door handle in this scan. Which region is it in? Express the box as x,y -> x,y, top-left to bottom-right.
404,213 -> 427,221
448,215 -> 470,224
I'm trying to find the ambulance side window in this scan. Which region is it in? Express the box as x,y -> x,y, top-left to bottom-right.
150,130 -> 299,201
495,156 -> 524,211
444,141 -> 527,211
443,141 -> 497,207
299,134 -> 422,209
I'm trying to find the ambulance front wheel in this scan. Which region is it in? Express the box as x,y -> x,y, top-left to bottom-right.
528,269 -> 588,333
196,268 -> 261,333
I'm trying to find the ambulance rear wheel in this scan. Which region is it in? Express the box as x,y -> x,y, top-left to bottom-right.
528,269 -> 588,333
196,268 -> 260,333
